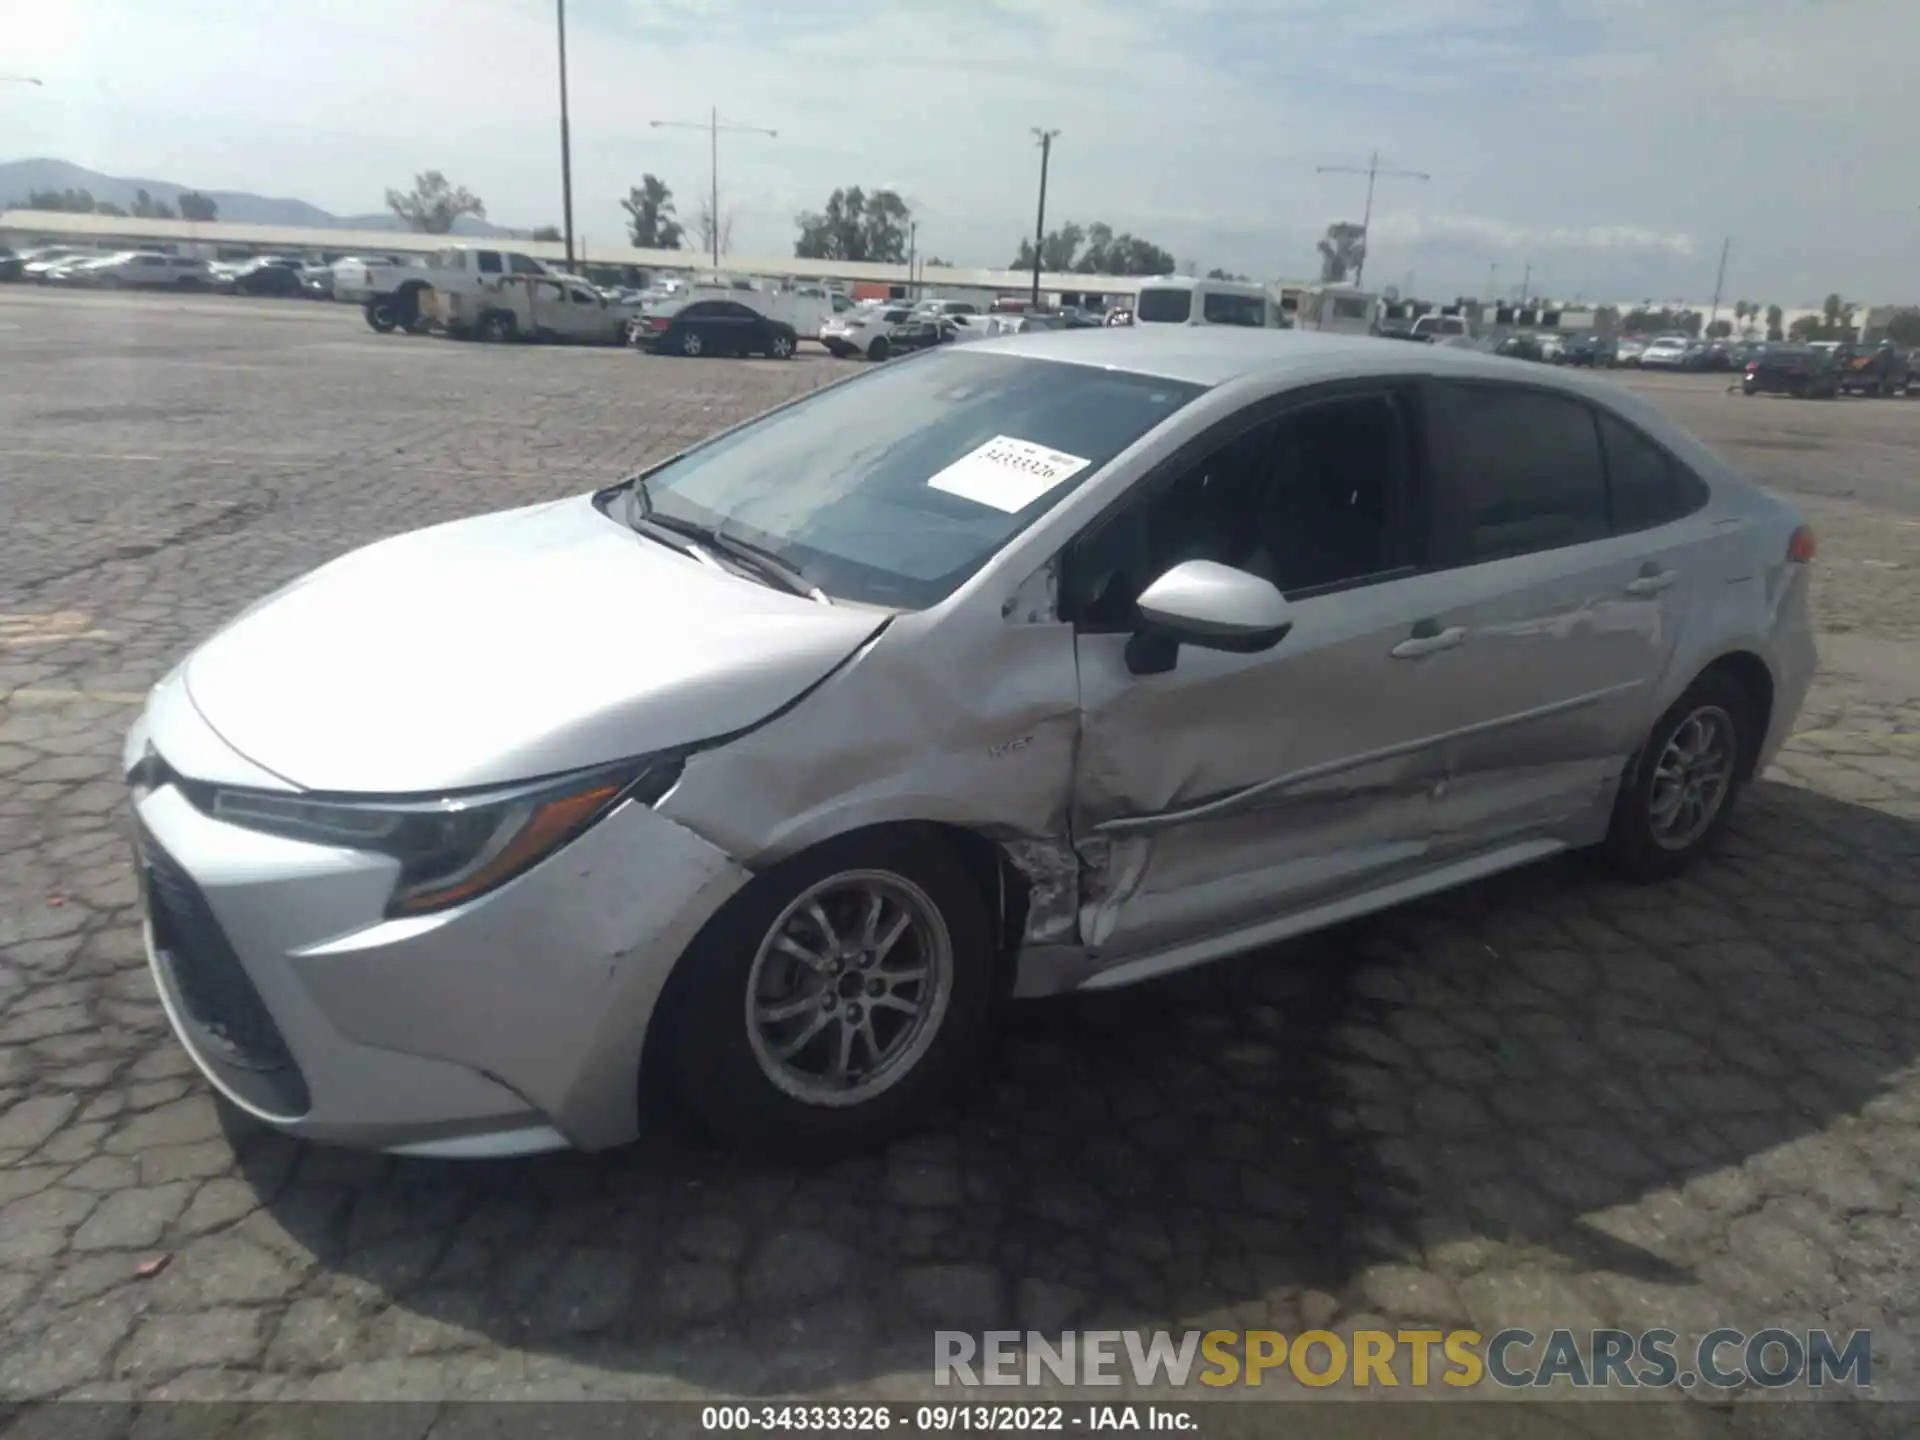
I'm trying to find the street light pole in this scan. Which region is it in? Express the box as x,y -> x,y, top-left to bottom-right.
1315,150 -> 1429,289
1707,236 -> 1731,331
649,110 -> 778,268
1030,128 -> 1059,309
555,0 -> 576,271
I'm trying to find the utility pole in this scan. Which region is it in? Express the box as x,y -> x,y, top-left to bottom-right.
1031,128 -> 1059,309
1707,236 -> 1731,331
907,221 -> 918,295
554,0 -> 576,271
650,108 -> 778,268
1316,150 -> 1429,289
1520,261 -> 1532,305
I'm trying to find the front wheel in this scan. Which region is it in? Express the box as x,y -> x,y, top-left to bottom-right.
479,311 -> 518,343
679,328 -> 704,356
365,300 -> 398,333
1602,670 -> 1754,883
768,331 -> 794,359
655,830 -> 994,1156
867,337 -> 891,362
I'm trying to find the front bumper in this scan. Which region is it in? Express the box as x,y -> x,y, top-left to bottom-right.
124,677 -> 751,1154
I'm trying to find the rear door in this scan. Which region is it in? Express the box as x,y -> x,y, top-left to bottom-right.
1416,380 -> 1700,854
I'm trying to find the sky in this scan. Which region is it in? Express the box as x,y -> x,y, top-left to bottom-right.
7,0 -> 1918,305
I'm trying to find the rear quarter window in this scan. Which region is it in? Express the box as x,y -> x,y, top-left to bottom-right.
1135,288 -> 1193,324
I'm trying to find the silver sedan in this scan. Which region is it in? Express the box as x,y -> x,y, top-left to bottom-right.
125,329 -> 1817,1157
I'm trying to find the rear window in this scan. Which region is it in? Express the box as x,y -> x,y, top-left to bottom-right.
637,351 -> 1206,609
1135,287 -> 1193,324
1331,296 -> 1370,320
1202,291 -> 1268,327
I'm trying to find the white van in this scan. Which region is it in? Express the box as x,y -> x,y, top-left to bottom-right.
1132,276 -> 1276,329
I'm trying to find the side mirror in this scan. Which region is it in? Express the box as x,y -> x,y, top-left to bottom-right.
1125,560 -> 1293,676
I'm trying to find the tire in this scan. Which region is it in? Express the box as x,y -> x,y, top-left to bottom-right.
679,328 -> 704,357
769,330 -> 795,359
479,311 -> 518,343
365,300 -> 398,334
1742,380 -> 1758,396
867,337 -> 891,362
654,828 -> 995,1157
1602,669 -> 1756,883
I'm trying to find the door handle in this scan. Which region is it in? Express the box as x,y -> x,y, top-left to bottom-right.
1391,625 -> 1466,659
1624,569 -> 1678,596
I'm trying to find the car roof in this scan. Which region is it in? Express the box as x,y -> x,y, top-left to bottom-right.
961,325 -> 1645,392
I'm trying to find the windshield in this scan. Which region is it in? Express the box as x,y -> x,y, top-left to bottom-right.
634,350 -> 1205,609
1134,287 -> 1193,324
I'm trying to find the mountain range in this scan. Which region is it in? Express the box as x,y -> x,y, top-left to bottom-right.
0,158 -> 517,237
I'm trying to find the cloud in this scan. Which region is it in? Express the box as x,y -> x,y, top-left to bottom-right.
5,0 -> 1917,301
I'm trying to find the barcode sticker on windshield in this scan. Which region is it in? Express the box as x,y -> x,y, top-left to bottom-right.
926,436 -> 1093,514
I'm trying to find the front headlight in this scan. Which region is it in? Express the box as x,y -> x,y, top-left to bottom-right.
191,759 -> 681,916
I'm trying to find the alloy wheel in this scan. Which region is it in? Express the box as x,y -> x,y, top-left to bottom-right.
1648,705 -> 1737,851
744,870 -> 953,1107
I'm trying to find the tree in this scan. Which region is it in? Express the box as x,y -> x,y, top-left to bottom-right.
1788,313 -> 1822,342
95,201 -> 127,217
695,199 -> 735,259
1620,306 -> 1703,337
131,188 -> 175,220
1705,319 -> 1732,339
621,175 -> 684,250
793,187 -> 912,263
529,225 -> 562,242
1316,221 -> 1366,283
1765,303 -> 1784,341
1593,304 -> 1621,335
1206,267 -> 1250,282
384,171 -> 486,234
924,256 -> 952,268
1821,292 -> 1855,337
177,191 -> 217,222
26,187 -> 97,213
1012,220 -> 1174,276
1885,309 -> 1920,346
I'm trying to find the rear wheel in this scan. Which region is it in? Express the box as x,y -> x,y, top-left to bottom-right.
1603,670 -> 1755,883
769,330 -> 794,359
479,311 -> 518,343
867,336 -> 891,362
655,829 -> 994,1156
365,300 -> 398,333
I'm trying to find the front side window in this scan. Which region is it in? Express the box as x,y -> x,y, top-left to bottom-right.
1068,392 -> 1415,625
476,251 -> 503,274
1202,291 -> 1268,327
1437,383 -> 1608,561
633,351 -> 1205,609
507,253 -> 544,276
569,287 -> 595,304
1135,287 -> 1193,324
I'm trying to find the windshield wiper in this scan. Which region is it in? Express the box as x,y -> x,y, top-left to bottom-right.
624,478 -> 830,605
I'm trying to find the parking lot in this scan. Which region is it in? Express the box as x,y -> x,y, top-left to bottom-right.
1,285 -> 1917,1409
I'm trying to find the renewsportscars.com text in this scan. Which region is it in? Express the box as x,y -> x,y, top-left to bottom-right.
935,1328 -> 1873,1390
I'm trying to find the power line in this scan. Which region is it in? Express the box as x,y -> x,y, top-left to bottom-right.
1315,151 -> 1430,289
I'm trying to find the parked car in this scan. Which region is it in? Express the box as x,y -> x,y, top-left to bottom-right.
219,258 -> 307,298
632,297 -> 799,358
43,251 -> 211,289
1559,333 -> 1616,368
1741,344 -> 1840,398
18,246 -> 98,281
1493,333 -> 1548,362
1409,313 -> 1471,342
1832,342 -> 1911,397
1613,337 -> 1648,367
1104,307 -> 1134,327
123,329 -> 1815,1157
1637,336 -> 1692,370
820,304 -> 953,361
0,245 -> 19,283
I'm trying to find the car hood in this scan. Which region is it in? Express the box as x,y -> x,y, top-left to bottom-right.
183,495 -> 889,793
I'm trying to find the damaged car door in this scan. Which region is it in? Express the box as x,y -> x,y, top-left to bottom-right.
1062,383 -> 1461,967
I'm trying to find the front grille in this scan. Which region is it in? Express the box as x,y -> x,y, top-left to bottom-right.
137,821 -> 310,1115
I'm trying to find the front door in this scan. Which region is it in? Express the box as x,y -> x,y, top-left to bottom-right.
1066,385 -> 1455,961
1416,380 -> 1699,854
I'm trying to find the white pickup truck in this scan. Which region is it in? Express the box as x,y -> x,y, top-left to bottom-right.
430,273 -> 641,345
342,245 -> 563,335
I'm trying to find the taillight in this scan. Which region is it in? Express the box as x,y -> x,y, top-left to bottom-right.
1745,362 -> 1759,373
645,317 -> 669,332
1787,525 -> 1817,564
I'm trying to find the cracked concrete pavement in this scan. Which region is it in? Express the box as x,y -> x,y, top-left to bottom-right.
1,288 -> 1917,1413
